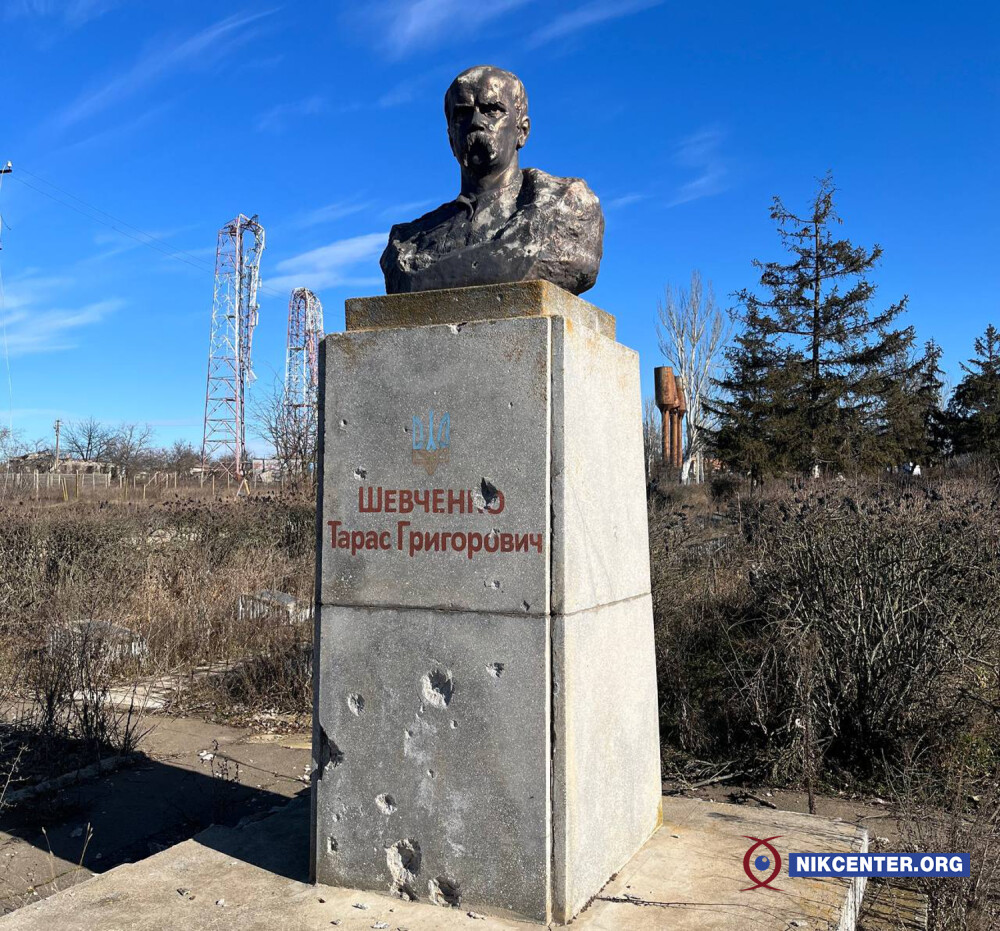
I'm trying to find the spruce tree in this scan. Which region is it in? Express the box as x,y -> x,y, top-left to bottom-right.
872,340 -> 944,467
730,173 -> 914,475
947,325 -> 1000,459
710,328 -> 803,481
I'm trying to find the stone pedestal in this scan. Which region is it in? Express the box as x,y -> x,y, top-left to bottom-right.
311,281 -> 662,924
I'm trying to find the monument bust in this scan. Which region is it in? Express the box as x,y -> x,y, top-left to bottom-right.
380,65 -> 604,296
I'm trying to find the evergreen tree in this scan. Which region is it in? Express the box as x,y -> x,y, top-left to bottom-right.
709,328 -> 803,481
870,340 -> 944,467
729,173 -> 914,475
947,325 -> 1000,459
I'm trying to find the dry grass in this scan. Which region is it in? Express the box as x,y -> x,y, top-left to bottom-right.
0,493 -> 315,788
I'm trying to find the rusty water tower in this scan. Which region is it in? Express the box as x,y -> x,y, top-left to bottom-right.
654,366 -> 686,469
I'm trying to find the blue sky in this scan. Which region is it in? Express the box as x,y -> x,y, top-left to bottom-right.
1,1 -> 998,453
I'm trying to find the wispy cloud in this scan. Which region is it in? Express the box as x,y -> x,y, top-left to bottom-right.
668,126 -> 729,207
605,192 -> 647,210
1,271 -> 120,354
1,300 -> 121,356
4,0 -> 121,26
52,9 -> 274,131
352,0 -> 533,57
380,199 -> 436,220
292,199 -> 373,229
527,0 -> 663,47
255,95 -> 327,133
266,232 -> 388,292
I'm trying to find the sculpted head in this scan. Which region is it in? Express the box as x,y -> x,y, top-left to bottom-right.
444,66 -> 530,181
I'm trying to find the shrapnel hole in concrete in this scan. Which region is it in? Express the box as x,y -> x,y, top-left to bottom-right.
327,836 -> 339,853
479,478 -> 500,509
450,720 -> 457,729
386,839 -> 421,900
318,728 -> 345,771
353,467 -> 367,480
429,876 -> 462,908
522,600 -> 530,612
487,662 -> 505,678
421,669 -> 454,709
340,419 -> 347,427
375,793 -> 397,815
348,693 -> 365,715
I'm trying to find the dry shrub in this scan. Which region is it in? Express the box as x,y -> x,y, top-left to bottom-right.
892,751 -> 1000,931
0,494 -> 316,782
652,472 -> 1000,786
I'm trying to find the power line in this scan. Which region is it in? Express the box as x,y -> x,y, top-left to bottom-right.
9,167 -> 285,297
0,161 -> 13,434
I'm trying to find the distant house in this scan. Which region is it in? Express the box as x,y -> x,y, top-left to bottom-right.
4,450 -> 111,474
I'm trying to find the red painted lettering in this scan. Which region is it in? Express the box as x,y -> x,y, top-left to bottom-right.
358,486 -> 382,512
447,489 -> 465,514
397,520 -> 410,550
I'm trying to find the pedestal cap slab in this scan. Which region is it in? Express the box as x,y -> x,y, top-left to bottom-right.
346,280 -> 614,340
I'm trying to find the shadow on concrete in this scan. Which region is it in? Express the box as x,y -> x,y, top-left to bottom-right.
0,752 -> 308,881
195,792 -> 311,883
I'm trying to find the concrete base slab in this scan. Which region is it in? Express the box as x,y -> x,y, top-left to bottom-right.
0,797 -> 867,930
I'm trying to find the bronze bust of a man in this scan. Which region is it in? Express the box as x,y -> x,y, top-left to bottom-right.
380,66 -> 604,296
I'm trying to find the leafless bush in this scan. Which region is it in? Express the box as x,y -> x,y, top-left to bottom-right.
652,472 -> 1000,787
0,493 -> 316,784
891,752 -> 1000,930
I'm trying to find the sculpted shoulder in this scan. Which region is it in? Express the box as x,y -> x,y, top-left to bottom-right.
517,168 -> 604,294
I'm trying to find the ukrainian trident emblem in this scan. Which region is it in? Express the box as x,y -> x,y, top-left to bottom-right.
412,409 -> 451,476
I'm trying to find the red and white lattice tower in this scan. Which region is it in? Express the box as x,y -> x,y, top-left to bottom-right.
284,287 -> 324,418
202,214 -> 265,479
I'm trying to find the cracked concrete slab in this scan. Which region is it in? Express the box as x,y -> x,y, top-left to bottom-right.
0,796 -> 866,930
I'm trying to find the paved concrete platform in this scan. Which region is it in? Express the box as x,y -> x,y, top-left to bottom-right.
0,795 -> 866,930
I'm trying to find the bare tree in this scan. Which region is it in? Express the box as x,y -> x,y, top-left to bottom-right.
642,397 -> 662,482
107,422 -> 154,475
253,379 -> 318,483
657,271 -> 731,483
64,417 -> 113,462
0,426 -> 26,463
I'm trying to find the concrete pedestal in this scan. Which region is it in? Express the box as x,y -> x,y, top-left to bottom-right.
312,281 -> 662,924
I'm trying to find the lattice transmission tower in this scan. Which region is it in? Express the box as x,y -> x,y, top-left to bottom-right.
285,287 -> 324,416
282,288 -> 324,473
202,214 -> 265,479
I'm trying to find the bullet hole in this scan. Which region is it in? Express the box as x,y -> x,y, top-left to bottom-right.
318,728 -> 344,771
333,812 -> 343,822
450,720 -> 458,729
487,663 -> 505,679
448,322 -> 465,334
522,601 -> 531,612
348,693 -> 365,716
376,793 -> 397,815
426,769 -> 436,778
340,419 -> 348,428
404,729 -> 414,739
328,836 -> 339,853
386,839 -> 421,900
353,467 -> 367,480
429,876 -> 461,908
480,478 -> 500,509
492,580 -> 501,589
508,401 -> 514,408
421,670 -> 454,709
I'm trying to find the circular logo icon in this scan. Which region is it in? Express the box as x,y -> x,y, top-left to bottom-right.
741,836 -> 783,891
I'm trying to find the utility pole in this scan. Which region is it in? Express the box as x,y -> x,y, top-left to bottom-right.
0,161 -> 11,252
52,418 -> 61,472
